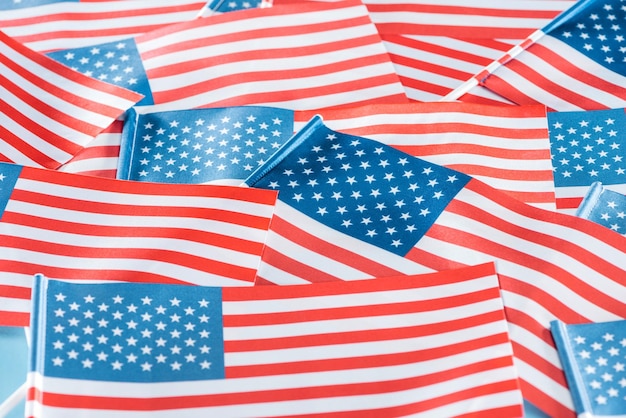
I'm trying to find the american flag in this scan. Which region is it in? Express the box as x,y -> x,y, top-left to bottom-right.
551,319 -> 626,417
0,0 -> 206,52
0,31 -> 141,169
547,107 -> 626,213
133,0 -> 408,110
295,102 -> 556,210
245,116 -> 626,417
26,263 -> 524,417
200,0 -> 266,15
576,182 -> 626,235
458,0 -> 626,111
0,161 -> 277,327
117,106 -> 295,184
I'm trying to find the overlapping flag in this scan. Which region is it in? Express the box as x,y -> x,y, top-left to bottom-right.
27,263 -> 524,417
0,161 -> 277,327
244,116 -> 626,417
4,1 -> 626,418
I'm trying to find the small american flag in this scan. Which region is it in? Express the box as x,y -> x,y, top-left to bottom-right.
576,182 -> 626,235
551,319 -> 626,417
458,0 -> 626,111
0,161 -> 277,327
245,116 -> 626,417
117,105 -> 295,184
547,107 -> 626,213
26,263 -> 524,417
0,0 -> 206,52
0,31 -> 141,169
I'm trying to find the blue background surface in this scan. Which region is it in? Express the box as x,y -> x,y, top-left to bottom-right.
0,327 -> 28,418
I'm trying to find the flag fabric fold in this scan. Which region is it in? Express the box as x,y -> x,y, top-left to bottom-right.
0,161 -> 278,327
460,0 -> 626,111
0,31 -> 142,170
245,115 -> 626,417
26,262 -> 524,417
551,319 -> 626,417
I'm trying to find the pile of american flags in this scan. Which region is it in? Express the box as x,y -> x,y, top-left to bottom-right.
2,0 -> 626,417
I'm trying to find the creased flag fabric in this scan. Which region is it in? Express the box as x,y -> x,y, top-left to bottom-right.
0,31 -> 142,170
576,182 -> 626,235
132,0 -> 408,110
460,0 -> 626,111
547,107 -> 626,213
26,263 -> 524,417
0,0 -> 206,53
245,116 -> 626,417
117,105 -> 295,184
0,161 -> 278,327
59,120 -> 124,179
295,103 -> 556,210
551,319 -> 626,417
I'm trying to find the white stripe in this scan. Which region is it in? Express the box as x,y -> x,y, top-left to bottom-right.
369,12 -> 554,30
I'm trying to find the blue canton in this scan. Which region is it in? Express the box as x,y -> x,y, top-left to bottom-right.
547,0 -> 626,73
552,319 -> 626,416
206,0 -> 264,13
0,162 -> 22,220
0,0 -> 73,10
37,279 -> 225,382
246,116 -> 470,256
47,38 -> 153,106
577,182 -> 626,235
547,108 -> 626,187
119,106 -> 294,183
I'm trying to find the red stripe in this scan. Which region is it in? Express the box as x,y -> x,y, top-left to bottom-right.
518,379 -> 574,418
0,284 -> 31,299
480,74 -> 539,106
365,3 -> 560,19
556,196 -> 582,210
374,23 -> 535,39
0,310 -> 29,327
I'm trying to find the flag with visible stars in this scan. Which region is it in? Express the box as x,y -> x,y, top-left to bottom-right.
551,319 -> 626,417
474,0 -> 626,111
0,0 -> 207,53
245,115 -> 626,417
576,182 -> 626,235
117,106 -> 294,184
199,0 -> 266,16
547,107 -> 626,213
0,161 -> 278,327
47,39 -> 154,106
0,31 -> 141,170
26,263 -> 525,417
